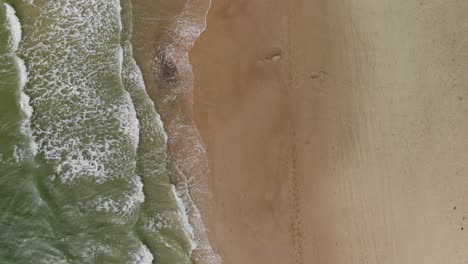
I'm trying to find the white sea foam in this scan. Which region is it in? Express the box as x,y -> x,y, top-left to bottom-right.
116,2 -> 123,34
16,56 -> 33,123
160,237 -> 177,251
81,243 -> 112,261
94,177 -> 144,215
129,244 -> 153,264
117,91 -> 140,152
81,240 -> 153,263
172,184 -> 197,254
117,45 -> 124,81
154,109 -> 168,144
37,255 -> 69,264
14,56 -> 28,90
144,213 -> 174,231
19,92 -> 32,119
19,1 -> 139,184
13,145 -> 23,162
4,3 -> 22,52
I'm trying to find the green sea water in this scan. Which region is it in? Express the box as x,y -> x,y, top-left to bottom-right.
0,1 -> 203,263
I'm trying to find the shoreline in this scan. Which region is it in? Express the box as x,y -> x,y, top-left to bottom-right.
131,0 -> 220,263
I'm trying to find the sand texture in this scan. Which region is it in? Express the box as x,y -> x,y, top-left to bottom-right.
191,0 -> 468,263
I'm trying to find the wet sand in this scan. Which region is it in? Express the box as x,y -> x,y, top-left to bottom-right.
191,0 -> 468,263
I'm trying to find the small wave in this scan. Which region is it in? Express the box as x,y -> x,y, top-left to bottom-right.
155,110 -> 168,144
118,91 -> 140,153
19,92 -> 38,157
129,244 -> 154,264
6,5 -> 38,157
3,3 -> 21,52
117,45 -> 124,81
128,53 -> 168,144
15,57 -> 33,121
172,184 -> 197,255
14,56 -> 28,90
117,16 -> 140,155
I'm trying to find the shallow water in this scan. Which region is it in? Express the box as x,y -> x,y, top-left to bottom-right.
0,0 -> 214,263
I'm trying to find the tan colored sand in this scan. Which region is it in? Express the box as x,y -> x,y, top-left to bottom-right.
191,0 -> 468,263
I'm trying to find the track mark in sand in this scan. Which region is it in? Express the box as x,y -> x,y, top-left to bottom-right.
285,0 -> 304,263
288,129 -> 304,264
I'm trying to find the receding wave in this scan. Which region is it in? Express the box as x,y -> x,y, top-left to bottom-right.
145,0 -> 221,263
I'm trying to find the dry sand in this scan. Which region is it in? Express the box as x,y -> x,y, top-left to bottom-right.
190,0 -> 468,263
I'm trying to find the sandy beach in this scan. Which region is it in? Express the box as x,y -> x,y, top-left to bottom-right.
191,0 -> 468,263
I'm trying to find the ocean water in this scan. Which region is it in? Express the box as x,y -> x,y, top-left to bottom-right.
0,0 -> 217,263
